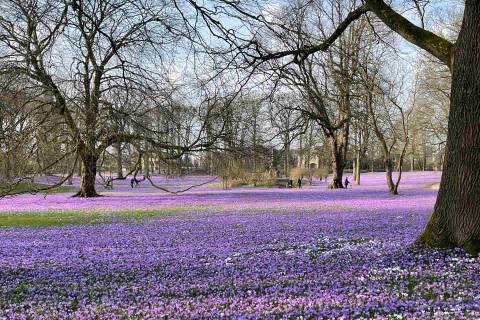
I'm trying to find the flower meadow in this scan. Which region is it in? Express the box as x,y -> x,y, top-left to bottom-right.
1,171 -> 479,319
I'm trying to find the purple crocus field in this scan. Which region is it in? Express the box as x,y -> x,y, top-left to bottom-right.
1,171 -> 479,319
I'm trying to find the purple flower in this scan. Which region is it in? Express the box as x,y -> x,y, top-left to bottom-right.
1,171 -> 478,319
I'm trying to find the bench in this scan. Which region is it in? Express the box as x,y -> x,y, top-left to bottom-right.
276,178 -> 291,188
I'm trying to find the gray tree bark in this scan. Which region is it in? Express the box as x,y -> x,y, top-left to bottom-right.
419,1 -> 480,254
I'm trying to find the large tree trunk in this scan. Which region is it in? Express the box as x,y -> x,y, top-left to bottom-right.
370,148 -> 375,173
157,155 -> 162,174
385,159 -> 396,194
66,156 -> 75,186
143,153 -> 150,176
355,150 -> 361,185
352,158 -> 356,182
330,157 -> 344,188
419,3 -> 480,254
75,154 -> 99,197
353,128 -> 362,185
327,134 -> 347,189
284,134 -> 290,177
422,143 -> 427,171
115,143 -> 123,179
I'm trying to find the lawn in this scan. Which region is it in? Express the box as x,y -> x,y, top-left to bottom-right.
0,171 -> 478,319
0,208 -> 186,228
0,182 -> 74,196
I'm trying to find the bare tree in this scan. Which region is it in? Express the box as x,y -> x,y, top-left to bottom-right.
257,0 -> 367,188
350,106 -> 370,185
0,0 -> 219,197
215,0 -> 478,251
268,93 -> 304,177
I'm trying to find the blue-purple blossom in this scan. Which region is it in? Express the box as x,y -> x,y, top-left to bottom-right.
0,171 -> 478,319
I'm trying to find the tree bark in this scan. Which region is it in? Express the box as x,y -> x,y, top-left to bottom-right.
330,155 -> 345,188
355,149 -> 361,185
419,2 -> 480,254
385,159 -> 396,194
75,154 -> 99,197
327,132 -> 347,189
116,143 -> 123,178
144,153 -> 151,176
393,140 -> 409,195
422,142 -> 427,171
67,175 -> 73,186
284,134 -> 290,177
352,158 -> 356,182
370,147 -> 375,173
66,156 -> 75,186
354,128 -> 362,185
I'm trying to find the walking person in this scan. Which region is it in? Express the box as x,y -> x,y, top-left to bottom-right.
344,177 -> 350,189
298,178 -> 302,189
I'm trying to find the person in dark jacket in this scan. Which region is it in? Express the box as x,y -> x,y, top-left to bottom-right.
344,177 -> 350,189
298,178 -> 302,189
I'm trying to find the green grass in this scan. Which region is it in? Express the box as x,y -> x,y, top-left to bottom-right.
0,207 -> 188,228
0,183 -> 75,195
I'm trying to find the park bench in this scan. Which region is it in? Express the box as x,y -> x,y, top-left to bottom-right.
276,178 -> 290,188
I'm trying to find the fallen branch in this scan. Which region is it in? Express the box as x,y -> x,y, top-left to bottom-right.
144,175 -> 218,195
0,156 -> 78,198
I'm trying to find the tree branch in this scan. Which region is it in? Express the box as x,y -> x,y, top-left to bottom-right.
256,4 -> 370,62
253,0 -> 455,69
365,0 -> 454,69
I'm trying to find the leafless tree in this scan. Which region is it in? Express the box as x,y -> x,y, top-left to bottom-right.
206,0 -> 479,252
0,0 -> 224,196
